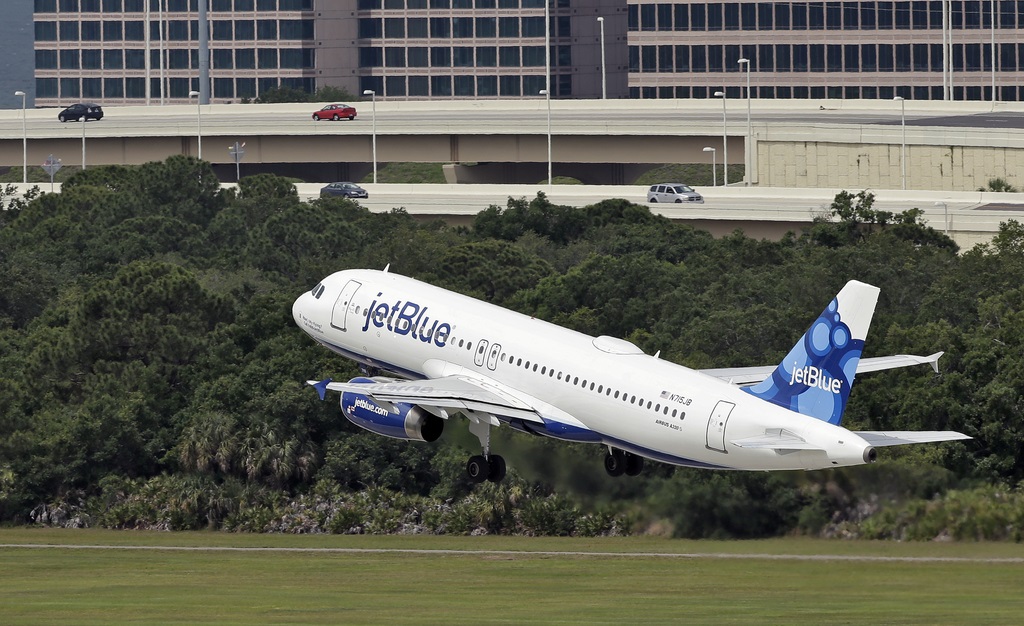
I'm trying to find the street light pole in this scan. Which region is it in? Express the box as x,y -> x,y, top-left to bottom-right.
894,96 -> 906,190
737,57 -> 751,186
81,107 -> 87,170
703,146 -> 716,187
714,91 -> 727,186
15,90 -> 26,184
540,89 -> 552,187
189,90 -> 202,159
597,17 -> 606,100
363,89 -> 377,183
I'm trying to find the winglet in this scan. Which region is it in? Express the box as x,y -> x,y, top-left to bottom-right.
743,281 -> 879,425
311,378 -> 333,401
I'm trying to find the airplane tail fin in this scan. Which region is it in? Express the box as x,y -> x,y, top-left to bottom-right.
742,281 -> 879,425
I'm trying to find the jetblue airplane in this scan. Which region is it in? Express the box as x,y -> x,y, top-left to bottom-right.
293,267 -> 969,483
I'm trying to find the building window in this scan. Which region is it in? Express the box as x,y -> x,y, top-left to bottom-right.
431,47 -> 451,67
478,75 -> 497,96
385,47 -> 405,68
280,49 -> 303,68
384,18 -> 404,38
258,48 -> 278,69
104,77 -> 124,98
35,21 -> 57,41
430,17 -> 450,38
213,20 -> 233,40
60,49 -> 80,70
408,47 -> 428,67
125,77 -> 145,98
257,20 -> 278,39
214,78 -> 234,99
499,17 -> 519,37
83,78 -> 102,99
235,20 -> 255,40
82,49 -> 102,69
386,76 -> 406,97
125,49 -> 145,69
60,21 -> 79,41
36,49 -> 58,69
213,48 -> 233,69
409,76 -> 429,96
35,0 -> 58,11
453,47 -> 473,67
477,46 -> 496,66
454,75 -> 474,96
236,48 -> 255,69
499,46 -> 520,67
408,18 -> 428,38
237,78 -> 256,99
476,17 -> 496,38
499,75 -> 520,96
453,17 -> 473,38
37,78 -> 58,99
522,46 -> 543,66
61,77 -> 80,98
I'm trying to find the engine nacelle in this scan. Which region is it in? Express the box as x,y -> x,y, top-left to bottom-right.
340,378 -> 443,442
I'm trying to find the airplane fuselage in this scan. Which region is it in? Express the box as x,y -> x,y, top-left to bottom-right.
294,269 -> 877,472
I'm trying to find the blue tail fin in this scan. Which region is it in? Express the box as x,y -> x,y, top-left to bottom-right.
742,281 -> 879,425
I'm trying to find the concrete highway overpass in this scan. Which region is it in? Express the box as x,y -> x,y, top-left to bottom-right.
12,180 -> 1022,252
2,99 -> 1024,190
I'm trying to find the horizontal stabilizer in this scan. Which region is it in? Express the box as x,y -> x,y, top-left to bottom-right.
731,429 -> 826,452
855,430 -> 972,447
702,352 -> 944,387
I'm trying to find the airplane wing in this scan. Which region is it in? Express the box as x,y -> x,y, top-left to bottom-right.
854,431 -> 972,447
700,352 -> 944,386
309,376 -> 545,424
730,429 -> 825,453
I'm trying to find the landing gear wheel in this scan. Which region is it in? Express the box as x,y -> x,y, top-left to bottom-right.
625,453 -> 644,476
487,455 -> 506,482
467,455 -> 489,483
604,450 -> 626,477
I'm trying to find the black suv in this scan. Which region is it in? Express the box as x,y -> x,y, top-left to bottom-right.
58,103 -> 104,122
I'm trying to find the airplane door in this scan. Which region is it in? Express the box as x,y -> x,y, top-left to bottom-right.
486,343 -> 502,370
474,340 -> 489,367
330,280 -> 362,331
705,401 -> 735,453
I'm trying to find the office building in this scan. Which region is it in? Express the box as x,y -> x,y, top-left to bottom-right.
31,0 -> 1024,105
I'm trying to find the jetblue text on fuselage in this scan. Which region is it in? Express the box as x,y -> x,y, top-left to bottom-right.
788,363 -> 843,394
362,292 -> 452,347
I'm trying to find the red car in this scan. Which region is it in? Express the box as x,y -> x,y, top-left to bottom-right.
312,104 -> 357,121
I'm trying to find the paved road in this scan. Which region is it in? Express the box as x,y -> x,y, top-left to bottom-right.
3,543 -> 1023,563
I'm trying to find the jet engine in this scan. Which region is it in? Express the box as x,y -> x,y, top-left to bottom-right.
340,378 -> 443,442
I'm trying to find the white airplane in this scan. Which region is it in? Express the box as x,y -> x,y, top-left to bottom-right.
293,267 -> 969,483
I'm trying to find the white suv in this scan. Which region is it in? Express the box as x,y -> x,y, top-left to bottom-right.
647,183 -> 704,204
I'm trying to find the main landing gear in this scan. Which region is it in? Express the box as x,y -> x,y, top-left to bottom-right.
465,411 -> 507,483
466,454 -> 506,483
604,447 -> 644,477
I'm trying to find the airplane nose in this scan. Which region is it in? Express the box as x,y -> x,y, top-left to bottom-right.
292,292 -> 308,328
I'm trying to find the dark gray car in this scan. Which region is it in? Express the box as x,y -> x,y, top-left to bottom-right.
58,103 -> 103,122
320,182 -> 369,199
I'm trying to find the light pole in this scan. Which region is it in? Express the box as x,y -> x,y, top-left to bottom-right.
81,105 -> 87,170
189,90 -> 202,159
540,89 -> 552,187
363,89 -> 377,183
737,57 -> 751,186
597,17 -> 606,99
15,90 -> 26,184
894,96 -> 906,190
934,201 -> 949,234
703,146 -> 716,187
714,91 -> 728,186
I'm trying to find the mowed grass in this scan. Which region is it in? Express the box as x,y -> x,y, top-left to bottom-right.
2,529 -> 1023,625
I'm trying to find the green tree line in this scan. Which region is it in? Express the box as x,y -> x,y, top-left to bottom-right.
1,158 -> 1022,539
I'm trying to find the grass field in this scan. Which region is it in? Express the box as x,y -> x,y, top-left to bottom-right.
2,529 -> 1022,625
